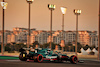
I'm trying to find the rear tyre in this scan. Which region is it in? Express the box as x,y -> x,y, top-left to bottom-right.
19,53 -> 27,61
70,55 -> 78,64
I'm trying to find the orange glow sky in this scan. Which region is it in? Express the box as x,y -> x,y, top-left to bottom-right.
0,0 -> 99,31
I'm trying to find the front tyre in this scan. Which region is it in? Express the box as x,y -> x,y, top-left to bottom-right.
70,55 -> 78,64
37,54 -> 43,63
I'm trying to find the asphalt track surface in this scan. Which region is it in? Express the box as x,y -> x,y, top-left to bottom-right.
0,60 -> 100,67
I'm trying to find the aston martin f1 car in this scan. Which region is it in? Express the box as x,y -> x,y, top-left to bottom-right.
19,48 -> 78,64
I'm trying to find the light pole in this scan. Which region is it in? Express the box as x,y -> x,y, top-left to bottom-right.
26,0 -> 34,48
60,7 -> 67,51
48,4 -> 56,49
73,9 -> 81,56
0,0 -> 8,55
98,0 -> 100,60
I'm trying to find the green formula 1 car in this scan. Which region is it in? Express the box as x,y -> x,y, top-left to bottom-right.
19,48 -> 78,64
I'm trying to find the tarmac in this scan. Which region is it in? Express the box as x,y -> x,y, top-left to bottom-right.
0,54 -> 100,62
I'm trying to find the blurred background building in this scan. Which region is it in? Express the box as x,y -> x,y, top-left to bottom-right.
0,27 -> 98,47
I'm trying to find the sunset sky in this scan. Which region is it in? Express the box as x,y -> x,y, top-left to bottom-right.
0,0 -> 99,31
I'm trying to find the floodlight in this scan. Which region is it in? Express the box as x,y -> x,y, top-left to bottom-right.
0,2 -> 8,9
48,4 -> 56,10
26,0 -> 34,4
74,9 -> 81,15
61,7 -> 67,14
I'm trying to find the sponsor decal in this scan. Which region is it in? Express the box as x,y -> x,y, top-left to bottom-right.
46,56 -> 57,59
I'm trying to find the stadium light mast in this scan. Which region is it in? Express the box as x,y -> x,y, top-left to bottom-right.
98,0 -> 100,60
60,7 -> 67,51
48,4 -> 56,50
26,0 -> 34,48
0,0 -> 8,55
73,9 -> 81,56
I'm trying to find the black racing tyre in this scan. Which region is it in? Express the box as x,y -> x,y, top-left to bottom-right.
34,54 -> 43,63
19,53 -> 27,61
70,55 -> 78,64
37,54 -> 43,63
